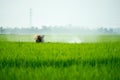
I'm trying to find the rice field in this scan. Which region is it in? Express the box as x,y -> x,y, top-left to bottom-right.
0,34 -> 120,80
0,34 -> 120,43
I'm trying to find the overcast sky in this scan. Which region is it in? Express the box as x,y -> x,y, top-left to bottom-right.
0,0 -> 120,28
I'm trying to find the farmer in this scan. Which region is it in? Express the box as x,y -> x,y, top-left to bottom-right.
34,34 -> 44,43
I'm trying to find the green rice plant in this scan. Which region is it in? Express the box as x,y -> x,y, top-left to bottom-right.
0,35 -> 120,80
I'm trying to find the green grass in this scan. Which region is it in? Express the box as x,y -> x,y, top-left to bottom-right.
0,35 -> 120,80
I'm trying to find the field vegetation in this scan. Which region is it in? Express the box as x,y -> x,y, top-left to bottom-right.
0,34 -> 120,80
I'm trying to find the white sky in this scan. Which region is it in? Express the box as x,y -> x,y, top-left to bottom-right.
0,0 -> 120,28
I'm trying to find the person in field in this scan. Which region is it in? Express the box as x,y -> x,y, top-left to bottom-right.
34,34 -> 44,43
